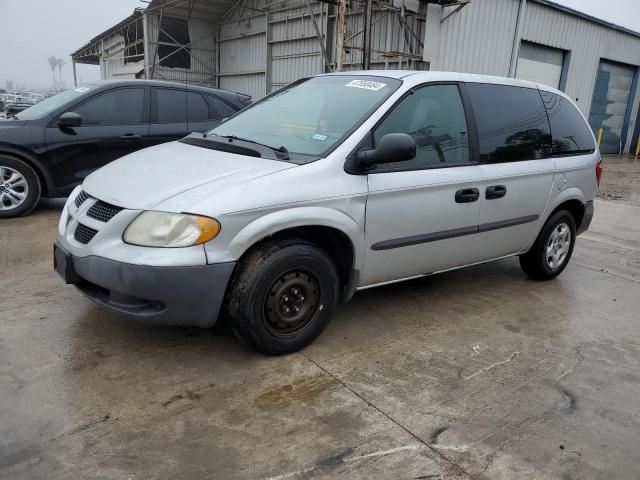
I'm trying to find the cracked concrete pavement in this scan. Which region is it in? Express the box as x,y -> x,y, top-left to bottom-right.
1,155 -> 640,479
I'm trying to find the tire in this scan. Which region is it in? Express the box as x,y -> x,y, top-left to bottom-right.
226,239 -> 339,355
519,210 -> 576,280
0,155 -> 41,218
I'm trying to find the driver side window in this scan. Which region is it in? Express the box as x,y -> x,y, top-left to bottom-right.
374,84 -> 470,171
72,88 -> 145,126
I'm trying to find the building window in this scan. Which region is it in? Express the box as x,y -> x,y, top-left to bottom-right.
516,41 -> 567,90
158,16 -> 191,69
125,18 -> 144,64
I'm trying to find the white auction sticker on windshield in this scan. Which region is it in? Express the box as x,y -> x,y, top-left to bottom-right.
344,80 -> 387,91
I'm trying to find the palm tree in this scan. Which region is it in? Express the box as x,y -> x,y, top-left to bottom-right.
56,59 -> 65,91
47,56 -> 58,89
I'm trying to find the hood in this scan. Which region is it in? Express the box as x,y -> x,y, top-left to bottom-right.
82,140 -> 296,211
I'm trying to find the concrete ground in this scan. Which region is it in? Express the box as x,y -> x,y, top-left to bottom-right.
1,155 -> 640,480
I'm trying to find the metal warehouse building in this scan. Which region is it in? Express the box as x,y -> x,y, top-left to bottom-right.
71,0 -> 640,154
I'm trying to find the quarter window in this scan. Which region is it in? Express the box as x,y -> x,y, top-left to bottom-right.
373,84 -> 470,171
466,83 -> 551,163
73,88 -> 145,126
206,95 -> 238,119
541,91 -> 595,155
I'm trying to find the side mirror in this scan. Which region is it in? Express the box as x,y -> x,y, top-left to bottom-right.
357,133 -> 416,170
58,112 -> 82,128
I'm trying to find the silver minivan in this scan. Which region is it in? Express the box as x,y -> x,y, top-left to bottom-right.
54,71 -> 602,354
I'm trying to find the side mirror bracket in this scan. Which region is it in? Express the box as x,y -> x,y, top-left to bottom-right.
354,133 -> 416,172
58,112 -> 82,129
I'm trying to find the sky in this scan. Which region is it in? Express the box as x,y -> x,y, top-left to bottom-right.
0,0 -> 639,91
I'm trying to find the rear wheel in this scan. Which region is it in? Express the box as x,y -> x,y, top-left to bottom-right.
0,155 -> 41,218
519,210 -> 576,280
226,239 -> 339,355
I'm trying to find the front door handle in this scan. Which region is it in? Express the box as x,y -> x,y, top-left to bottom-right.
486,185 -> 507,199
455,188 -> 480,203
119,133 -> 141,140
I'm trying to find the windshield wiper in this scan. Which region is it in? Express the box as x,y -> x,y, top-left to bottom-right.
219,134 -> 289,160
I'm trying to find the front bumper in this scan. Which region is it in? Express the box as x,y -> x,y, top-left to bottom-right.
56,243 -> 235,327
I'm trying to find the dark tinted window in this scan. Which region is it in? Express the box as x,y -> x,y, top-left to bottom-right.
155,88 -> 186,123
540,91 -> 595,155
187,92 -> 208,122
373,84 -> 470,171
206,95 -> 238,119
467,83 -> 551,163
73,88 -> 145,126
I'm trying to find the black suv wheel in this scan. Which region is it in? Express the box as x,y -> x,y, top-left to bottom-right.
0,155 -> 41,218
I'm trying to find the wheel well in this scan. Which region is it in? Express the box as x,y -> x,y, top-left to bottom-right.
0,151 -> 48,195
246,226 -> 355,291
551,200 -> 585,227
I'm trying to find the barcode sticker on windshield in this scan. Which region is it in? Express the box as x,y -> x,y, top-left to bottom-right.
345,80 -> 387,91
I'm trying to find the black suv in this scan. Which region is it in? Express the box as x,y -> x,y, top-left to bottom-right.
0,80 -> 251,218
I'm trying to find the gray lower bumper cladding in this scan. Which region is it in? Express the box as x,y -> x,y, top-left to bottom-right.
71,254 -> 235,327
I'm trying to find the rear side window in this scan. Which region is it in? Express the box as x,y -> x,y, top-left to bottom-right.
466,83 -> 551,163
155,88 -> 186,123
540,91 -> 595,155
187,92 -> 209,122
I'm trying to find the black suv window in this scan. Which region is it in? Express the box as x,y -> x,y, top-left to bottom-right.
466,83 -> 551,163
73,88 -> 145,126
154,88 -> 187,123
373,84 -> 470,171
540,91 -> 595,155
187,92 -> 209,122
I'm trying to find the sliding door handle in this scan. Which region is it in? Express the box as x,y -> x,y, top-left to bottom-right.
486,185 -> 507,199
455,188 -> 480,203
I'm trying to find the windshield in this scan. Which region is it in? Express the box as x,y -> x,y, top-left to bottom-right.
15,85 -> 99,120
209,75 -> 401,158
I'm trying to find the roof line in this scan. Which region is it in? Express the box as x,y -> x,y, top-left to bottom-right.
533,0 -> 640,39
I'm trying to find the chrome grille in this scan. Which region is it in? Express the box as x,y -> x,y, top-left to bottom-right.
87,200 -> 123,223
74,223 -> 98,244
75,190 -> 90,208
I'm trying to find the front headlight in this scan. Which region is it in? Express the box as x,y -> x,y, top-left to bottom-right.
123,211 -> 220,248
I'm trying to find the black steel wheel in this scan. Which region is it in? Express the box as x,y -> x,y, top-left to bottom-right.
264,268 -> 321,337
226,239 -> 339,355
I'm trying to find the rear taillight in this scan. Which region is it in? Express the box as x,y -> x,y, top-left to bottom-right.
595,157 -> 603,187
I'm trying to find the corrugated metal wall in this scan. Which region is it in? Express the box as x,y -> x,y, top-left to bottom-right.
217,0 -> 427,99
423,0 -> 640,153
100,34 -> 127,79
146,12 -> 217,85
218,13 -> 268,99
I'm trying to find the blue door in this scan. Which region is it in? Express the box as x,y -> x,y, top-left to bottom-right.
588,60 -> 637,154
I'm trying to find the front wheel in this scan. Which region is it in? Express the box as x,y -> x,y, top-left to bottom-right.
0,155 -> 41,218
226,239 -> 339,355
519,210 -> 576,280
